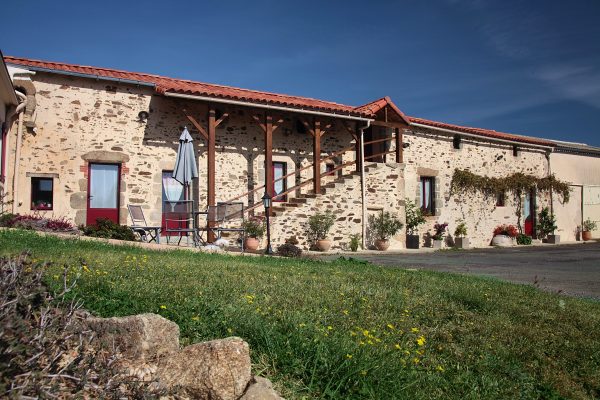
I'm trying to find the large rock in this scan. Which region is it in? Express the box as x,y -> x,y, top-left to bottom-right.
240,376 -> 284,400
85,313 -> 179,361
157,337 -> 251,400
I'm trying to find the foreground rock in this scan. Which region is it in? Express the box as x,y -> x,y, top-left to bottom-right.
83,313 -> 282,399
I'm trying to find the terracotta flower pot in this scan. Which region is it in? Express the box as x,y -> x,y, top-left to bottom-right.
316,239 -> 331,252
582,231 -> 592,241
374,239 -> 390,251
244,237 -> 260,251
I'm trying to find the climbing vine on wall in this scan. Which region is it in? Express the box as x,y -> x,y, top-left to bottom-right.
450,169 -> 571,203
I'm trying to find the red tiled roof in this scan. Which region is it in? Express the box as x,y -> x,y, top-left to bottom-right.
354,96 -> 410,124
4,55 -> 366,117
4,55 -> 556,147
407,116 -> 555,147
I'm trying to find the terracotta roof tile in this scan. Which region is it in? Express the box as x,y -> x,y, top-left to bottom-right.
4,55 -> 556,147
4,55 -> 367,117
407,116 -> 555,147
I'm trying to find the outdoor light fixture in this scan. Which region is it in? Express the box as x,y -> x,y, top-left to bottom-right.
402,142 -> 410,149
262,191 -> 274,255
137,111 -> 149,122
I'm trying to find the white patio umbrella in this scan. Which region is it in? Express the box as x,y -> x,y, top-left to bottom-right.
172,127 -> 198,186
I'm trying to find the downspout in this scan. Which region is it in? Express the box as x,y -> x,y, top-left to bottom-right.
359,120 -> 371,249
10,90 -> 27,214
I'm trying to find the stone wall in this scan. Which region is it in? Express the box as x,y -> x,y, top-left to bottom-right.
6,72 -> 357,227
402,127 -> 551,247
269,162 -> 405,250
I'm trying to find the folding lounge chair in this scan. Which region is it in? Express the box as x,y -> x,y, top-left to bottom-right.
127,205 -> 161,244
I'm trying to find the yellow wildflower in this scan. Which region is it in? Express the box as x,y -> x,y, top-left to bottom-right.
159,305 -> 167,310
191,316 -> 200,321
343,310 -> 349,315
416,336 -> 426,346
411,327 -> 419,333
387,323 -> 395,330
327,326 -> 333,330
394,344 -> 401,350
436,365 -> 445,372
413,358 -> 420,364
345,354 -> 353,359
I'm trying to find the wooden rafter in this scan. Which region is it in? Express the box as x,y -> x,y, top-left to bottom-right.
182,109 -> 208,140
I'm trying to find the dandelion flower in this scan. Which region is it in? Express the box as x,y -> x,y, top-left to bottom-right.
411,327 -> 419,333
416,336 -> 426,346
159,305 -> 167,310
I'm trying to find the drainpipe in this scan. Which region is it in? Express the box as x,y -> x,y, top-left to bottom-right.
10,90 -> 27,214
359,120 -> 371,249
546,150 -> 554,216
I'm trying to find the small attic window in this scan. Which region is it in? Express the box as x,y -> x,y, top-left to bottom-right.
453,134 -> 462,149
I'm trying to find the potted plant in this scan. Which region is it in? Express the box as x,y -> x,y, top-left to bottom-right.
582,218 -> 597,241
537,207 -> 559,244
405,199 -> 426,249
454,221 -> 469,249
431,222 -> 448,249
242,219 -> 265,251
369,211 -> 404,251
491,224 -> 519,247
308,211 -> 335,251
349,233 -> 361,252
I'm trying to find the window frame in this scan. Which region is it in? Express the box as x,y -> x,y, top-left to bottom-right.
419,176 -> 436,216
496,191 -> 506,207
31,177 -> 54,211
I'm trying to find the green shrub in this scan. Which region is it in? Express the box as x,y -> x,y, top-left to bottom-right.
369,211 -> 404,240
349,233 -> 361,252
537,207 -> 557,239
242,218 -> 265,239
82,218 -> 135,241
307,211 -> 335,241
583,218 -> 597,232
516,234 -> 532,245
405,199 -> 426,235
0,213 -> 16,227
277,243 -> 302,257
454,221 -> 468,237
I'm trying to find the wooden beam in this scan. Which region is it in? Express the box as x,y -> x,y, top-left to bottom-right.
370,120 -> 408,129
252,115 -> 266,133
207,107 -> 217,241
183,109 -> 208,140
215,112 -> 229,128
343,121 -> 361,172
300,119 -> 315,137
313,120 -> 322,194
271,118 -> 285,134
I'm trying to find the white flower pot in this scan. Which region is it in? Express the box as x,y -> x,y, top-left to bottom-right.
491,235 -> 514,247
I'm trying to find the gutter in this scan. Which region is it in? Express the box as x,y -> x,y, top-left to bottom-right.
6,63 -> 156,88
164,92 -> 373,122
409,122 -> 555,150
10,90 -> 27,213
359,120 -> 370,249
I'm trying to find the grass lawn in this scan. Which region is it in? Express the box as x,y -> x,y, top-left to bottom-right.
1,229 -> 599,399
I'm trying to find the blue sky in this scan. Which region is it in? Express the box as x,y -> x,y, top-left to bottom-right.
4,0 -> 600,145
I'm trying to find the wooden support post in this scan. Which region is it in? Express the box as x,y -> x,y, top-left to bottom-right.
396,127 -> 404,164
207,108 -> 217,241
313,120 -> 322,194
265,114 -> 274,203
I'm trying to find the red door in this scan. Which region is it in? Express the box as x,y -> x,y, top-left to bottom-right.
86,163 -> 120,225
524,190 -> 535,236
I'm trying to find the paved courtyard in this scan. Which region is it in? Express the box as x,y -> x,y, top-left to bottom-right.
322,243 -> 600,299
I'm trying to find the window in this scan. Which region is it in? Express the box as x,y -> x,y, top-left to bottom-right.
419,177 -> 435,215
513,145 -> 519,157
31,177 -> 53,210
496,191 -> 506,207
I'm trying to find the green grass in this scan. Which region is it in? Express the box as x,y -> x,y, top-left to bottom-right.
1,229 -> 599,399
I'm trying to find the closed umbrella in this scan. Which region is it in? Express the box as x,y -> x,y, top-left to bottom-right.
172,127 -> 198,186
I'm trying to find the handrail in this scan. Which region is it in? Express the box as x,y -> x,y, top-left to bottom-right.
363,150 -> 395,161
363,136 -> 394,146
320,159 -> 357,177
222,144 -> 356,205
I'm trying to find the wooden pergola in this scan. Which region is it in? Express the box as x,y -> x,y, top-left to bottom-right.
180,99 -> 409,241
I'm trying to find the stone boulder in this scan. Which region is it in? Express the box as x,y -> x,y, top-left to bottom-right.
84,313 -> 179,361
157,337 -> 251,400
240,376 -> 284,400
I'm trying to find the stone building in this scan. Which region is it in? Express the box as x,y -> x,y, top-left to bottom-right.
2,55 -> 598,249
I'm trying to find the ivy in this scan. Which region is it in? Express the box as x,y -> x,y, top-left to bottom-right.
450,169 -> 571,203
